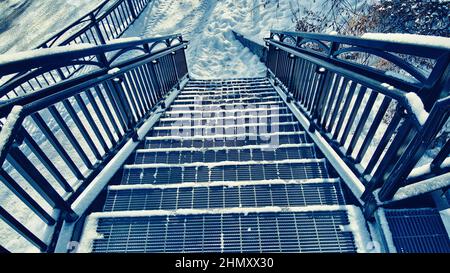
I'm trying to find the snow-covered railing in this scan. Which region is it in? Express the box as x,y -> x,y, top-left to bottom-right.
268,30 -> 450,111
264,31 -> 450,217
0,35 -> 188,252
232,31 -> 267,63
0,0 -> 153,101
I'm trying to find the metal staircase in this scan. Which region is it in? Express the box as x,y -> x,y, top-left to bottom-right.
79,78 -> 367,253
0,24 -> 449,253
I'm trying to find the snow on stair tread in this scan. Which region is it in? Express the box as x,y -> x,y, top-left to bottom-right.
157,114 -> 296,127
103,181 -> 346,212
132,145 -> 318,165
144,133 -> 310,149
80,206 -> 366,253
120,161 -> 329,185
165,106 -> 289,115
172,97 -> 282,105
168,102 -> 286,110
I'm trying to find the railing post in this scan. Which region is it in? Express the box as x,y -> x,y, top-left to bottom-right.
421,55 -> 450,111
170,51 -> 181,89
378,101 -> 449,201
274,47 -> 280,76
90,13 -> 106,45
110,76 -> 136,130
308,67 -> 328,132
287,53 -> 296,90
431,138 -> 450,172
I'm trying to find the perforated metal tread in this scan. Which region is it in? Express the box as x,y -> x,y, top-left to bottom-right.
385,208 -> 450,253
144,133 -> 309,149
172,96 -> 281,105
91,210 -> 357,253
104,182 -> 345,212
157,114 -> 296,127
121,161 -> 329,185
133,146 -> 317,164
149,123 -> 303,137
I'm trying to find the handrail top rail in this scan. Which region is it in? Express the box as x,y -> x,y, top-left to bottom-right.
265,39 -> 413,101
0,38 -> 188,117
270,30 -> 450,59
0,34 -> 182,75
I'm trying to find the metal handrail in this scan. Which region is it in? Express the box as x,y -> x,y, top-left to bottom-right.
269,30 -> 450,111
0,35 -> 189,252
263,30 -> 450,218
0,0 -> 153,100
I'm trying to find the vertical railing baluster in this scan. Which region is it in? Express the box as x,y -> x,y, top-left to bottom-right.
126,0 -> 138,19
91,13 -> 106,45
0,169 -> 55,225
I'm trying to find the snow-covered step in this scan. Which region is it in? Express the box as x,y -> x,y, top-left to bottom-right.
144,133 -> 309,149
180,89 -> 275,96
172,96 -> 282,105
80,206 -> 367,253
103,180 -> 345,212
177,91 -> 277,99
133,144 -> 317,164
182,84 -> 275,93
186,78 -> 269,85
165,107 -> 291,117
168,101 -> 286,111
149,122 -> 302,137
157,113 -> 295,126
150,123 -> 303,138
120,159 -> 329,185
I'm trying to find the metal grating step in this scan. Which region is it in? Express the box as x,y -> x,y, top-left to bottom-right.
186,79 -> 269,86
385,208 -> 450,253
172,97 -> 282,105
144,133 -> 309,149
164,105 -> 291,115
121,161 -> 329,185
186,78 -> 269,86
103,182 -> 345,212
181,89 -> 275,95
91,210 -> 357,253
157,114 -> 296,127
149,123 -> 303,137
177,91 -> 278,99
134,146 -> 317,164
168,102 -> 286,111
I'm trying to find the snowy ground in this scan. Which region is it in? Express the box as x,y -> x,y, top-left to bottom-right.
122,0 -> 311,79
0,0 -> 106,54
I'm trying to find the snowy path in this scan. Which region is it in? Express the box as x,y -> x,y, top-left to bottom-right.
130,0 -> 309,79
